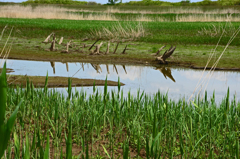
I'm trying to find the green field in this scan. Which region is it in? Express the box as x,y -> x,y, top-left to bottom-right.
1,18 -> 240,46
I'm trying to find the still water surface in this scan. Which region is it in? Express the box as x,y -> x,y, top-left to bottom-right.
6,59 -> 240,102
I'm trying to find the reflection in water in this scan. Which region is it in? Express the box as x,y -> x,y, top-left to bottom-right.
155,66 -> 176,82
91,64 -> 102,73
122,65 -> 127,74
113,64 -> 118,74
50,61 -> 55,74
9,59 -> 238,103
50,62 -> 69,74
106,64 -> 110,74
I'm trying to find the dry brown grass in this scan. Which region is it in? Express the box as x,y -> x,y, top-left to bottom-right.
101,7 -> 240,14
0,5 -> 118,21
176,14 -> 240,22
1,5 -> 240,22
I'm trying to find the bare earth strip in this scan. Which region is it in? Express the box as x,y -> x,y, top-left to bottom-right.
7,75 -> 124,87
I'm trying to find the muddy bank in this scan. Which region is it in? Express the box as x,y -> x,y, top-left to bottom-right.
190,66 -> 240,71
7,75 -> 124,87
2,39 -> 240,71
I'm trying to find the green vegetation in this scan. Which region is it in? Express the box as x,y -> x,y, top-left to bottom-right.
1,18 -> 240,46
2,72 -> 240,158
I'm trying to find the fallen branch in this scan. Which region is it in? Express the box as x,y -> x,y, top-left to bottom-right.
89,39 -> 100,51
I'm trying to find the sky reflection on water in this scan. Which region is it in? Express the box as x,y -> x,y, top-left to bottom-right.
6,59 -> 240,103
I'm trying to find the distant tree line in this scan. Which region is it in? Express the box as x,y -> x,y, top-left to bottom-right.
118,0 -> 240,6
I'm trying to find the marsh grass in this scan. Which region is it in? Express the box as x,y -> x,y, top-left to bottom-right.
89,22 -> 145,41
198,22 -> 238,37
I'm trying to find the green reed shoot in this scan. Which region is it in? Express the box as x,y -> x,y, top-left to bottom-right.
0,63 -> 20,158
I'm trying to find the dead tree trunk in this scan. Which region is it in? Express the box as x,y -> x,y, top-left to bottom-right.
156,46 -> 176,64
113,42 -> 119,54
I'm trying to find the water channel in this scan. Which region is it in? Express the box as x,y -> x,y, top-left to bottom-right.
6,59 -> 240,103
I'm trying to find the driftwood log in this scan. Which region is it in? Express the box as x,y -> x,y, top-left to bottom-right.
156,46 -> 176,64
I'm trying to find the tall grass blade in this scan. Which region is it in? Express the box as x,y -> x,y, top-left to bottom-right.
44,135 -> 50,159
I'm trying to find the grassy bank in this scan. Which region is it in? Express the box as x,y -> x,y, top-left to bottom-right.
3,75 -> 240,158
1,18 -> 240,69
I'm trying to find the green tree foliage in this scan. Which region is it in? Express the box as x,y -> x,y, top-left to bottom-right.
108,0 -> 119,5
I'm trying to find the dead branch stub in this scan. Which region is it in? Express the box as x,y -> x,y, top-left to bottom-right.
156,46 -> 176,64
113,42 -> 119,54
122,45 -> 128,54
152,45 -> 166,56
49,33 -> 56,51
61,40 -> 71,53
43,32 -> 54,44
58,37 -> 63,45
105,42 -> 110,55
